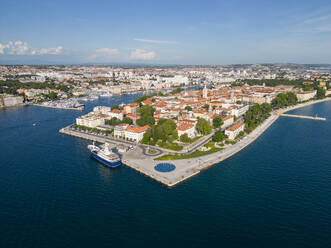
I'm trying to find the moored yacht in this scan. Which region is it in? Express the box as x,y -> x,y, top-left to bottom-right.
87,142 -> 121,168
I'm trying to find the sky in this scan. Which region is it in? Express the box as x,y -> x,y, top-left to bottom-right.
1,0 -> 331,65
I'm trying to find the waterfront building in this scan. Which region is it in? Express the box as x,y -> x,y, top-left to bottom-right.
296,90 -> 317,102
124,125 -> 150,142
225,122 -> 245,140
114,123 -> 129,138
76,114 -> 105,128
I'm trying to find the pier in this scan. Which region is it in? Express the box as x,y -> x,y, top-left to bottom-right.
280,113 -> 326,121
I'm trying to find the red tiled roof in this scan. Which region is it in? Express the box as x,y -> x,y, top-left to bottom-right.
227,122 -> 244,131
177,124 -> 194,131
125,125 -> 150,133
110,109 -> 121,113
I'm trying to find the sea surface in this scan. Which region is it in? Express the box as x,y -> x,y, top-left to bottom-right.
0,95 -> 330,248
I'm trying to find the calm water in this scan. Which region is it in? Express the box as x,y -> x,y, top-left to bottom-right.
0,96 -> 330,248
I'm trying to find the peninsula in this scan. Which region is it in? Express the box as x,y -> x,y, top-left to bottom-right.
59,76 -> 331,186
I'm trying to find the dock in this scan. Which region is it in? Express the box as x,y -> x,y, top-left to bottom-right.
32,103 -> 84,111
280,113 -> 326,121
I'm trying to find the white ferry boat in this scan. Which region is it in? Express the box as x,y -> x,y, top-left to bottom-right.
87,142 -> 121,168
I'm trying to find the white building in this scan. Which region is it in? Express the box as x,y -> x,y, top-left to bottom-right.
114,124 -> 150,142
231,105 -> 249,117
225,122 -> 245,140
114,123 -> 129,138
221,115 -> 234,129
93,106 -> 111,114
124,125 -> 150,142
296,90 -> 317,102
76,114 -> 105,128
108,109 -> 123,120
177,124 -> 196,138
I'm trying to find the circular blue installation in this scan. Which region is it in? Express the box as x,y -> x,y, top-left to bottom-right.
154,163 -> 176,172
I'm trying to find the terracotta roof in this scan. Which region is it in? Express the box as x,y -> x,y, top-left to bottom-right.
128,103 -> 139,107
177,124 -> 194,131
96,114 -> 109,118
142,99 -> 153,105
125,125 -> 150,133
221,115 -> 234,121
126,113 -> 139,118
227,122 -> 244,132
110,109 -> 121,114
118,123 -> 129,127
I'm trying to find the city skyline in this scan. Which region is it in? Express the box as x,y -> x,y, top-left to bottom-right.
1,0 -> 331,65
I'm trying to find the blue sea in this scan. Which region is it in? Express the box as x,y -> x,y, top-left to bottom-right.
0,95 -> 330,248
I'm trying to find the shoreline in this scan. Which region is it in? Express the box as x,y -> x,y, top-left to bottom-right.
59,97 -> 331,187
31,103 -> 84,111
122,97 -> 331,187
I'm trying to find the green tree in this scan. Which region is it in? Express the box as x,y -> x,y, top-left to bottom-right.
196,118 -> 212,135
122,117 -> 133,125
213,117 -> 223,129
185,106 -> 192,111
202,104 -> 209,110
136,118 -> 146,126
139,105 -> 155,118
180,133 -> 191,143
105,117 -> 121,126
244,103 -> 272,133
212,130 -> 225,142
48,91 -> 58,100
141,133 -> 151,144
316,87 -> 326,99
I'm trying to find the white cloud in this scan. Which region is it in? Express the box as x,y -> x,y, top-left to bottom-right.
0,40 -> 63,55
290,11 -> 331,33
0,43 -> 7,54
130,49 -> 156,60
87,48 -> 119,62
95,48 -> 119,55
134,38 -> 177,44
39,46 -> 63,55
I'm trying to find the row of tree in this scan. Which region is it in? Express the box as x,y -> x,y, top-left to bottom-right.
244,103 -> 272,133
0,80 -> 71,95
271,92 -> 298,109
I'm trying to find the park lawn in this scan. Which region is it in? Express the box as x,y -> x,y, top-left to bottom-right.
154,147 -> 222,161
157,141 -> 183,151
204,140 -> 215,148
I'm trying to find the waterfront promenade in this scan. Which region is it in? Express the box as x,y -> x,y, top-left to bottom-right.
122,113 -> 279,186
122,98 -> 331,187
60,97 -> 331,187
